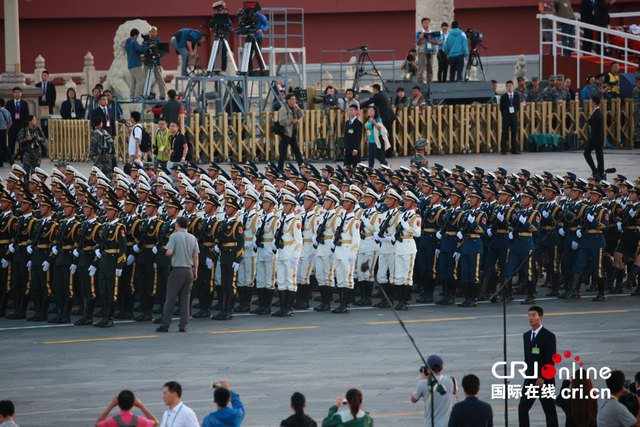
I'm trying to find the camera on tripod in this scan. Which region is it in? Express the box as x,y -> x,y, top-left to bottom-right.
237,1 -> 261,34
313,94 -> 339,109
209,13 -> 231,39
141,34 -> 169,65
465,28 -> 483,49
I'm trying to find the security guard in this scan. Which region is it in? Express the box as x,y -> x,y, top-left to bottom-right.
294,190 -> 319,309
416,186 -> 446,303
457,187 -> 487,307
94,196 -> 127,328
74,195 -> 103,325
313,192 -> 339,312
116,191 -> 143,320
331,192 -> 361,313
273,193 -> 302,317
392,189 -> 421,310
564,185 -> 609,300
0,191 -> 17,317
435,186 -> 465,305
373,187 -> 401,308
538,182 -> 563,296
212,195 -> 244,321
235,188 -> 259,313
355,187 -> 382,306
253,192 -> 279,315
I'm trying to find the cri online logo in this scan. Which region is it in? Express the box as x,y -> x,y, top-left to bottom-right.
492,351 -> 612,380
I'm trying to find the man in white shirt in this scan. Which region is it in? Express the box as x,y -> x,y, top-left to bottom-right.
128,111 -> 144,165
159,381 -> 199,427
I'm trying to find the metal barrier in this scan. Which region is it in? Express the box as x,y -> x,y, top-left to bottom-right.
47,99 -> 635,162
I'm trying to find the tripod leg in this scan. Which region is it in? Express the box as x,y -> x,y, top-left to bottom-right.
207,39 -> 221,73
223,39 -> 238,73
240,41 -> 253,74
143,66 -> 154,98
253,40 -> 267,72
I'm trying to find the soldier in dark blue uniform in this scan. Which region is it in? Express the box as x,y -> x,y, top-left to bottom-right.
485,187 -> 518,301
152,194 -> 181,323
558,182 -> 587,292
457,187 -> 488,307
416,186 -> 446,303
0,191 -> 17,317
538,182 -> 563,296
435,186 -> 465,305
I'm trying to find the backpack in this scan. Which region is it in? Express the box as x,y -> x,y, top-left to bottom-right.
98,129 -> 115,155
114,414 -> 138,427
135,124 -> 152,152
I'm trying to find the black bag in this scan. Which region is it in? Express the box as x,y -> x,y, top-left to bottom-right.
272,121 -> 286,137
99,130 -> 115,155
136,124 -> 152,152
184,132 -> 195,161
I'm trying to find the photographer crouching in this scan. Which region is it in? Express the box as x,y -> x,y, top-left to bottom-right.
277,93 -> 305,171
142,26 -> 169,99
410,354 -> 458,427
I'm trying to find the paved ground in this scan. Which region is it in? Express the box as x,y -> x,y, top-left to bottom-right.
1,291 -> 639,427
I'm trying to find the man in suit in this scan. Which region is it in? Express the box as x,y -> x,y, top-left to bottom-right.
585,94 -> 605,177
92,94 -> 115,136
448,374 -> 493,427
35,70 -> 56,114
343,104 -> 362,168
499,80 -> 521,155
518,305 -> 558,427
5,87 -> 29,159
581,0 -> 596,53
360,84 -> 396,155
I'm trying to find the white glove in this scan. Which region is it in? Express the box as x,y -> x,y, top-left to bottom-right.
271,242 -> 278,252
508,231 -> 514,240
629,209 -> 636,217
497,213 -> 505,222
26,245 -> 33,254
133,244 -> 141,253
435,249 -> 440,257
52,245 -> 58,255
116,268 -> 122,277
401,220 -> 410,229
1,259 -> 8,269
519,215 -> 527,224
487,228 -> 493,237
330,241 -> 336,250
232,262 -> 240,272
390,235 -> 396,244
252,240 -> 258,250
72,248 -> 79,258
152,246 -> 158,255
126,254 -> 135,265
70,264 -> 77,274
88,265 -> 97,276
587,213 -> 595,222
436,231 -> 443,240
214,244 -> 221,254
456,231 -> 463,240
542,210 -> 549,219
576,229 -> 582,239
95,249 -> 102,259
379,236 -> 390,243
558,227 -> 565,237
571,241 -> 579,250
312,236 -> 319,246
329,253 -> 335,263
292,257 -> 299,269
467,215 -> 475,224
153,263 -> 157,271
206,257 -> 213,269
27,260 -> 32,271
617,222 -> 623,232
8,243 -> 15,253
42,261 -> 50,272
453,252 -> 461,262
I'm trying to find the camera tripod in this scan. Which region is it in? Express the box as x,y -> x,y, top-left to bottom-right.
464,46 -> 486,82
348,45 -> 387,92
313,107 -> 336,161
206,33 -> 238,75
143,63 -> 161,99
239,33 -> 267,75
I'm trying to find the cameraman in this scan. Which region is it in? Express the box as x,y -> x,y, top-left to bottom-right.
322,86 -> 342,109
411,354 -> 457,427
443,21 -> 468,82
236,6 -> 269,74
202,381 -> 245,427
125,29 -> 151,99
400,49 -> 419,81
171,28 -> 205,76
210,1 -> 233,72
143,26 -> 168,99
416,18 -> 436,83
597,370 -> 640,427
277,93 -> 305,171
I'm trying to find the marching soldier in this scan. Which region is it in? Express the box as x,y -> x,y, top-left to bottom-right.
435,187 -> 465,305
538,182 -> 563,296
94,196 -> 127,327
331,192 -> 361,313
192,190 -> 220,318
253,192 -> 279,315
313,192 -> 340,312
457,187 -> 487,308
373,187 -> 402,308
0,191 -> 17,317
416,186 -> 446,303
116,192 -> 143,320
212,195 -> 244,320
153,194 -> 181,322
294,191 -> 319,309
235,188 -> 259,313
558,181 -> 587,292
392,189 -> 421,310
354,187 -> 382,306
74,195 -> 102,326
272,193 -> 302,317
608,186 -> 640,293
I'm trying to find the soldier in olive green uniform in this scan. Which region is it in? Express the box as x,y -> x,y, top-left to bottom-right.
16,115 -> 45,177
0,191 -> 18,317
410,138 -> 429,171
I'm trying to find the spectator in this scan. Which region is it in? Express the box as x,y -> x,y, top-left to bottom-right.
168,120 -> 188,170
581,75 -> 594,101
125,29 -> 150,99
444,21 -> 469,82
555,371 -> 597,427
555,0 -> 576,56
171,28 -> 205,77
364,106 -> 389,169
597,370 -> 640,427
410,86 -> 426,113
527,77 -> 544,102
95,390 -> 159,427
447,374 -> 493,427
160,381 -> 199,427
607,62 -> 621,99
411,354 -> 458,427
394,88 -> 410,108
156,216 -> 199,333
104,90 -> 123,122
154,117 -> 171,168
5,87 -> 29,158
564,77 -> 575,100
35,70 -> 56,114
590,73 -> 605,101
0,98 -> 12,167
540,1 -> 556,50
322,389 -> 373,427
359,84 -> 396,155
92,94 -> 115,136
128,111 -> 144,165
0,400 -> 18,427
60,88 -> 85,120
344,89 -> 360,112
277,93 -> 305,171
86,86 -> 102,120
164,89 -> 182,124
437,22 -> 449,82
400,49 -> 418,81
343,104 -> 363,168
281,392 -> 317,427
415,18 -> 435,84
202,381 -> 245,427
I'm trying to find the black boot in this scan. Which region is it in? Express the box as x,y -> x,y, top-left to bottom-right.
332,289 -> 350,313
74,298 -> 94,325
272,290 -> 289,317
622,264 -> 640,289
235,288 -> 251,313
435,280 -> 455,305
546,273 -> 561,296
373,284 -> 391,308
215,292 -> 235,320
560,275 -> 580,299
354,281 -> 372,306
417,278 -> 435,303
607,267 -> 623,293
479,276 -> 496,300
293,285 -> 309,309
0,292 -> 8,317
394,287 -> 411,310
521,280 -> 537,305
314,286 -> 331,312
459,282 -> 478,307
286,290 -> 296,314
261,289 -> 273,315
592,278 -> 607,301
211,286 -> 223,310
6,291 -> 26,319
251,288 -> 264,314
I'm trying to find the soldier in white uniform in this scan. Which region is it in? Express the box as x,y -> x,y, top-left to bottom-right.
235,188 -> 260,312
355,187 -> 382,306
331,192 -> 361,313
392,189 -> 422,310
313,192 -> 340,312
252,192 -> 279,315
294,190 -> 319,309
273,193 -> 303,317
373,187 -> 402,308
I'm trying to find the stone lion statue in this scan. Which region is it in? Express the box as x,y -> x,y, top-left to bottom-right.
103,19 -> 152,100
